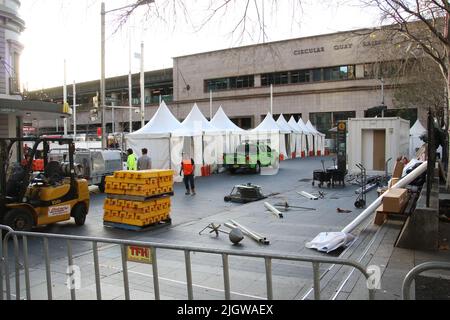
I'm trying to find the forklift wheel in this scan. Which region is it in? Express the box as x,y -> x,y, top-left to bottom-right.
72,203 -> 87,226
224,196 -> 231,202
4,208 -> 33,232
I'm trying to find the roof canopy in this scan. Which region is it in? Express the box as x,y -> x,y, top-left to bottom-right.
251,113 -> 285,133
410,119 -> 427,137
306,120 -> 325,136
210,106 -> 244,132
276,114 -> 294,133
130,101 -> 181,136
288,116 -> 303,133
172,103 -> 221,136
298,118 -> 313,134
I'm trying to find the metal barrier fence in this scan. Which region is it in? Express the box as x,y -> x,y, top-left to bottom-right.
1,225 -> 375,300
402,261 -> 450,300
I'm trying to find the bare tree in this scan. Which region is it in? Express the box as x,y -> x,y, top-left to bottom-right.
115,0 -> 303,43
359,0 -> 450,189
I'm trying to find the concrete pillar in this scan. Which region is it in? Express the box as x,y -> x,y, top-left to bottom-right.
254,75 -> 261,87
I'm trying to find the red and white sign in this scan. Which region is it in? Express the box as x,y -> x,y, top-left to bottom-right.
23,126 -> 36,134
48,205 -> 71,217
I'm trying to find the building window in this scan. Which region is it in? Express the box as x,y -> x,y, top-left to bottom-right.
229,75 -> 254,89
312,69 -> 322,82
311,111 -> 356,139
205,75 -> 254,92
291,70 -> 310,83
261,72 -> 289,86
323,66 -> 355,81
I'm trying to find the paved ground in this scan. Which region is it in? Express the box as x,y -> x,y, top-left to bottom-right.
1,157 -> 399,300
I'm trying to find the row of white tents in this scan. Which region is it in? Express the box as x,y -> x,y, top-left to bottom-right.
126,102 -> 326,176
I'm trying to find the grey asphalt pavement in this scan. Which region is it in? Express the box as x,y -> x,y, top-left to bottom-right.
2,156 -> 384,300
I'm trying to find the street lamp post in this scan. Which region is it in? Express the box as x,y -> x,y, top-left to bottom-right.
100,0 -> 154,148
101,2 -> 106,148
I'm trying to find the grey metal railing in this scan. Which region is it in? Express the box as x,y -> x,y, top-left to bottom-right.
402,261 -> 450,300
1,226 -> 376,300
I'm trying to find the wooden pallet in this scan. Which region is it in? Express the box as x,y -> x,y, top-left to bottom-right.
107,192 -> 174,202
103,218 -> 172,232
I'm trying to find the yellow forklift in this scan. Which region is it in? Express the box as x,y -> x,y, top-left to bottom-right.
0,137 -> 90,231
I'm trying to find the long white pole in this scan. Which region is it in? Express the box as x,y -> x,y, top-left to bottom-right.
73,81 -> 76,137
101,2 -> 106,148
341,161 -> 428,234
270,84 -> 273,115
140,41 -> 145,128
128,30 -> 133,133
210,90 -> 212,119
112,103 -> 115,133
63,59 -> 68,136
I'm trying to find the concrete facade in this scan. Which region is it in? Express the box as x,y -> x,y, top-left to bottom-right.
32,26 -> 431,135
0,0 -> 25,138
172,29 -> 424,127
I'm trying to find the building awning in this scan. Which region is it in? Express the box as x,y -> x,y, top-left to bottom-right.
0,98 -> 69,121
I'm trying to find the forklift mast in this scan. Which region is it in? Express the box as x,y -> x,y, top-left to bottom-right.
0,137 -> 77,206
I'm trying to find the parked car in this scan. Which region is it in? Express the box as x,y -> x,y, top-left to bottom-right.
223,142 -> 278,174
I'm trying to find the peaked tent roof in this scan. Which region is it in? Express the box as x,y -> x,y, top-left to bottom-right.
306,120 -> 325,136
288,116 -> 302,133
298,118 -> 313,134
172,103 -> 221,136
276,114 -> 294,133
251,113 -> 287,133
211,106 -> 244,132
410,119 -> 427,137
130,101 -> 181,135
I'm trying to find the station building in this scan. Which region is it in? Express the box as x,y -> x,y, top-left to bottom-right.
32,25 -> 430,137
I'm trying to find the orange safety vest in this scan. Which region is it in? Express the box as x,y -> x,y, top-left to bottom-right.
182,159 -> 194,175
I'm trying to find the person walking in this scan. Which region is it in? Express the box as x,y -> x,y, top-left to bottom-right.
180,154 -> 196,195
126,148 -> 137,171
138,148 -> 152,170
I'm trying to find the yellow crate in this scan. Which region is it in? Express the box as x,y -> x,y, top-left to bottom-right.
120,183 -> 129,190
157,198 -> 171,210
105,176 -> 121,184
105,187 -> 125,195
104,203 -> 123,211
122,217 -> 146,227
114,171 -> 127,179
134,170 -> 159,179
155,169 -> 174,177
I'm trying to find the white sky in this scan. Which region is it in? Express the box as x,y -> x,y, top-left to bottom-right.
19,0 -> 380,90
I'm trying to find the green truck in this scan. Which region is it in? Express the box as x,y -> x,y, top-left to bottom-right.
223,142 -> 278,173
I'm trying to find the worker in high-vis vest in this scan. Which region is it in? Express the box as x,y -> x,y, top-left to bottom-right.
126,148 -> 137,171
180,154 -> 195,195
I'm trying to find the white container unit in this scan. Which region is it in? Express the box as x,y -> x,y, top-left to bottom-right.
347,117 -> 410,175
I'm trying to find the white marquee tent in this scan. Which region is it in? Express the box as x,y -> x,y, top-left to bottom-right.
210,106 -> 244,157
126,101 -> 181,169
306,120 -> 326,156
276,114 -> 295,159
298,118 -> 314,156
171,103 -> 222,176
246,113 -> 288,160
409,119 -> 427,159
288,116 -> 306,157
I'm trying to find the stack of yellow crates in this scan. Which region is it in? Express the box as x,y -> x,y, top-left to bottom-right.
103,169 -> 174,228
